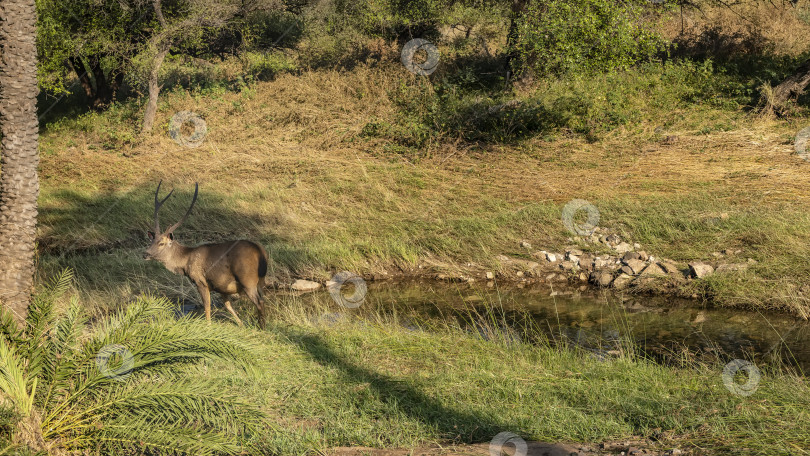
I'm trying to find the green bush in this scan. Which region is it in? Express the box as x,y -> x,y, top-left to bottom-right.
512,0 -> 667,76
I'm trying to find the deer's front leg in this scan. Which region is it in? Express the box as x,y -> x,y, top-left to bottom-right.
194,280 -> 212,323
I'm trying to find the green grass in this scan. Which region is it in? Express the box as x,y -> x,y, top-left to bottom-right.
194,294 -> 810,455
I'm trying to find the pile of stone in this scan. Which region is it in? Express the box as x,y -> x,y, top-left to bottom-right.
490,228 -> 757,292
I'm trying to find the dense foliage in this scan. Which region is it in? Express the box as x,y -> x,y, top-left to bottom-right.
511,0 -> 667,76
0,270 -> 263,454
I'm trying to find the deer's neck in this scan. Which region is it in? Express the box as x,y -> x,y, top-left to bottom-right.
163,242 -> 193,275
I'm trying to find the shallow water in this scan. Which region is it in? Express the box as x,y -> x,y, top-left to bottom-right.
248,280 -> 810,373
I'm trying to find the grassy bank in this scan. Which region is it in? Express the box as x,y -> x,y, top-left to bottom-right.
36,58 -> 810,317
155,292 -> 810,454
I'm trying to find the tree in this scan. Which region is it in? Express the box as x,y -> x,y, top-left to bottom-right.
140,0 -> 241,133
0,0 -> 40,325
36,0 -> 283,130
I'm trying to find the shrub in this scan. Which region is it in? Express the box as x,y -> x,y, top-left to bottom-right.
0,270 -> 263,455
511,0 -> 667,77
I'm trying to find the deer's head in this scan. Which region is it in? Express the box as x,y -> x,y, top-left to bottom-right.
145,180 -> 198,261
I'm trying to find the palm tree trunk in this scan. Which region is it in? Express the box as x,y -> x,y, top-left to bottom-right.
0,0 -> 40,325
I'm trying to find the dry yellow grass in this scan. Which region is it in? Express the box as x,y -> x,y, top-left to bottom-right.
660,0 -> 810,57
37,60 -> 810,317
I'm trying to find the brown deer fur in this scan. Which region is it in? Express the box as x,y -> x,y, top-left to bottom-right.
144,181 -> 268,328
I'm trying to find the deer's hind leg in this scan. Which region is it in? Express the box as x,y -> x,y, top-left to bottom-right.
222,297 -> 244,326
244,286 -> 266,330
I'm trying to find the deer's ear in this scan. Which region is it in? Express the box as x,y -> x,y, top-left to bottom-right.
167,232 -> 174,240
147,231 -> 155,240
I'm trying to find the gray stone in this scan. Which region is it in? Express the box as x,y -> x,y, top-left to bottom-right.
591,271 -> 614,287
659,261 -> 681,274
624,259 -> 647,274
639,263 -> 667,276
560,261 -> 577,271
622,251 -> 642,262
614,242 -> 633,253
688,262 -> 714,279
546,252 -> 558,262
578,254 -> 594,271
291,279 -> 321,292
520,240 -> 532,249
612,273 -> 634,289
485,271 -> 495,279
566,248 -> 584,256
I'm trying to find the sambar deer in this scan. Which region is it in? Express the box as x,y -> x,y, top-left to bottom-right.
144,181 -> 268,328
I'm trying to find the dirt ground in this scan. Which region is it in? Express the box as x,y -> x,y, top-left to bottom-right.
327,439 -> 687,456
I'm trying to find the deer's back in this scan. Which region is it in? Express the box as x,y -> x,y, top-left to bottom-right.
187,240 -> 267,294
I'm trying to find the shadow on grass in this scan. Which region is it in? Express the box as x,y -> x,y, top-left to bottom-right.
37,183 -> 311,305
276,326 -> 543,447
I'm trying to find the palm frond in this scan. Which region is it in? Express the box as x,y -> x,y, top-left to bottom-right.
38,299 -> 86,411
88,419 -> 244,456
0,339 -> 36,416
23,269 -> 74,383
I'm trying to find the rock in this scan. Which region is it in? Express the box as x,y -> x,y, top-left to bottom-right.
622,252 -> 642,262
485,271 -> 495,279
688,262 -> 714,279
712,251 -> 723,258
546,252 -> 558,262
637,250 -> 649,261
561,261 -> 577,271
495,254 -> 511,262
578,254 -> 594,271
633,243 -> 641,250
605,234 -> 621,245
612,273 -> 634,290
516,271 -> 524,278
659,261 -> 681,274
291,279 -> 321,292
566,248 -> 584,256
614,242 -> 633,253
531,250 -> 546,259
639,263 -> 667,276
620,266 -> 634,275
591,271 -> 614,287
578,272 -> 589,282
624,259 -> 647,274
520,240 -> 532,249
593,257 -> 609,269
